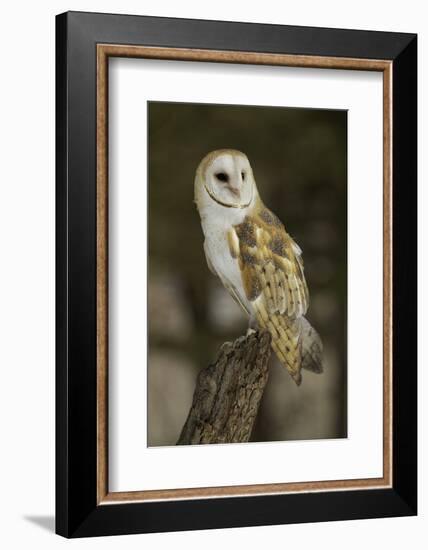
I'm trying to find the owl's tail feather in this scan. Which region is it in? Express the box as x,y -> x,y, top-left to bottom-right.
255,305 -> 323,386
299,316 -> 323,375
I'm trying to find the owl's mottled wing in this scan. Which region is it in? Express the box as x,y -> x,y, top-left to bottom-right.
230,207 -> 309,319
229,207 -> 311,385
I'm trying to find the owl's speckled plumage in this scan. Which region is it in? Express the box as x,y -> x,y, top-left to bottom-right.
194,149 -> 323,385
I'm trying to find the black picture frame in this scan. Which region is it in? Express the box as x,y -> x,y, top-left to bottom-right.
56,11 -> 417,538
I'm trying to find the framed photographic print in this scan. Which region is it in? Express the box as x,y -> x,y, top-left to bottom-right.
56,11 -> 417,538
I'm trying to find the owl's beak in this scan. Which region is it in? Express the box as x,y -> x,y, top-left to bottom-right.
228,185 -> 241,199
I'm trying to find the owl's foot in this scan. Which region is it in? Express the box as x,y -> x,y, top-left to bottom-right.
246,314 -> 259,336
248,313 -> 259,332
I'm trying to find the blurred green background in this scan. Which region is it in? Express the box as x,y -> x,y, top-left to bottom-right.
147,101 -> 347,446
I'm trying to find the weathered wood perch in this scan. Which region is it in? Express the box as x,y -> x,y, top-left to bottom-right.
177,330 -> 272,445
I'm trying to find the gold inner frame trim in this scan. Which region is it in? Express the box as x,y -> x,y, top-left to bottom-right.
96,44 -> 393,505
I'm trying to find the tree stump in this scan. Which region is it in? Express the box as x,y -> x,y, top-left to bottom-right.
177,330 -> 272,445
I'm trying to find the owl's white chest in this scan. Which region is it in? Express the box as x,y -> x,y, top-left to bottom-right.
201,211 -> 251,314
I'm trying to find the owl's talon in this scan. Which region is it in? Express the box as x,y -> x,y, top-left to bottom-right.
246,327 -> 257,336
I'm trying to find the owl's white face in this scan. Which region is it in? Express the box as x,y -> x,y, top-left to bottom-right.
196,150 -> 255,209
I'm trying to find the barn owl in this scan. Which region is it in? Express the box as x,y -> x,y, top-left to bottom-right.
194,149 -> 323,385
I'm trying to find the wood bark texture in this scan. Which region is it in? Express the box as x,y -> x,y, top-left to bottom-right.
177,330 -> 272,445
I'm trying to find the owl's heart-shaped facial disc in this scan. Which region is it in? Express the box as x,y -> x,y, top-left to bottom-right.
202,150 -> 254,208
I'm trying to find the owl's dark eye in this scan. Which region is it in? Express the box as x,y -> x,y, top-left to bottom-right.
241,171 -> 246,181
215,172 -> 229,183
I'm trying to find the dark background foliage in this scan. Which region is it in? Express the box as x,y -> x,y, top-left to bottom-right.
148,101 -> 347,446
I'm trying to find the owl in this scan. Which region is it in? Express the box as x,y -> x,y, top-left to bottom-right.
194,149 -> 323,385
